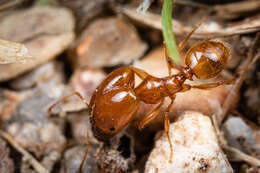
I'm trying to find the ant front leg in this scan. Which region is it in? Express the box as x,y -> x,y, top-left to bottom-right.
163,95 -> 175,163
47,91 -> 89,116
137,98 -> 165,130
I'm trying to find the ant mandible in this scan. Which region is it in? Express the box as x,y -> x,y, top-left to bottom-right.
48,21 -> 233,172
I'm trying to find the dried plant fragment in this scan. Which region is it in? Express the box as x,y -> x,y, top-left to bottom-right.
0,7 -> 75,82
71,17 -> 147,68
0,39 -> 32,64
0,130 -> 48,173
117,6 -> 260,38
145,111 -> 233,173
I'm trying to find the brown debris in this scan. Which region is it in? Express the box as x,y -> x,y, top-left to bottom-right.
70,17 -> 147,68
6,93 -> 66,171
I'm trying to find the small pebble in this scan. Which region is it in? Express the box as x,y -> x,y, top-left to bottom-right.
145,111 -> 233,173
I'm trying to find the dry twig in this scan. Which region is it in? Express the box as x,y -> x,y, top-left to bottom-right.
217,33 -> 260,124
0,130 -> 49,173
212,115 -> 260,167
0,0 -> 24,11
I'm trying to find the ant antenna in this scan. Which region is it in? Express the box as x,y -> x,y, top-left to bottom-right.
178,16 -> 206,51
47,91 -> 89,116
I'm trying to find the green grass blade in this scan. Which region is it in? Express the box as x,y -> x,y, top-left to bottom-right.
161,0 -> 180,64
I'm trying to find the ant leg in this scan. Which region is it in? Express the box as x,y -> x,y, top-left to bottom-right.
47,91 -> 89,116
130,66 -> 149,80
138,98 -> 165,130
191,79 -> 234,89
178,17 -> 205,51
180,84 -> 191,92
79,133 -> 91,173
163,95 -> 175,163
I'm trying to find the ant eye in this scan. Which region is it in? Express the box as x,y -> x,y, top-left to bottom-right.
110,127 -> 115,131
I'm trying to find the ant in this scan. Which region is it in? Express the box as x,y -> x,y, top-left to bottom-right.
48,21 -> 233,172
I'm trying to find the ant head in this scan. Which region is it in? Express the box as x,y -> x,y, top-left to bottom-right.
185,41 -> 230,80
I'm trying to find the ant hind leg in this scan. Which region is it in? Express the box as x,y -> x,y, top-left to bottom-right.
191,79 -> 234,89
137,98 -> 165,130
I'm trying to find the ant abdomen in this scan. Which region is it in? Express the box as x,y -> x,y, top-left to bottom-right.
90,67 -> 139,141
185,41 -> 230,79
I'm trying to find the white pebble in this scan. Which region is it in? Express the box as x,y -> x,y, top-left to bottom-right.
145,111 -> 233,173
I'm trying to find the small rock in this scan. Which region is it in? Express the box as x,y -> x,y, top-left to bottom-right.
222,116 -> 260,158
0,7 -> 75,82
9,61 -> 65,90
6,93 -> 66,171
61,145 -> 99,173
70,17 -> 147,68
60,0 -> 108,31
145,111 -> 233,173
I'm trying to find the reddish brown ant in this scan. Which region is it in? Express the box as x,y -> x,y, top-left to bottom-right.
48,22 -> 233,172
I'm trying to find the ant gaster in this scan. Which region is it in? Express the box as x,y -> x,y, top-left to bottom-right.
48,22 -> 233,172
